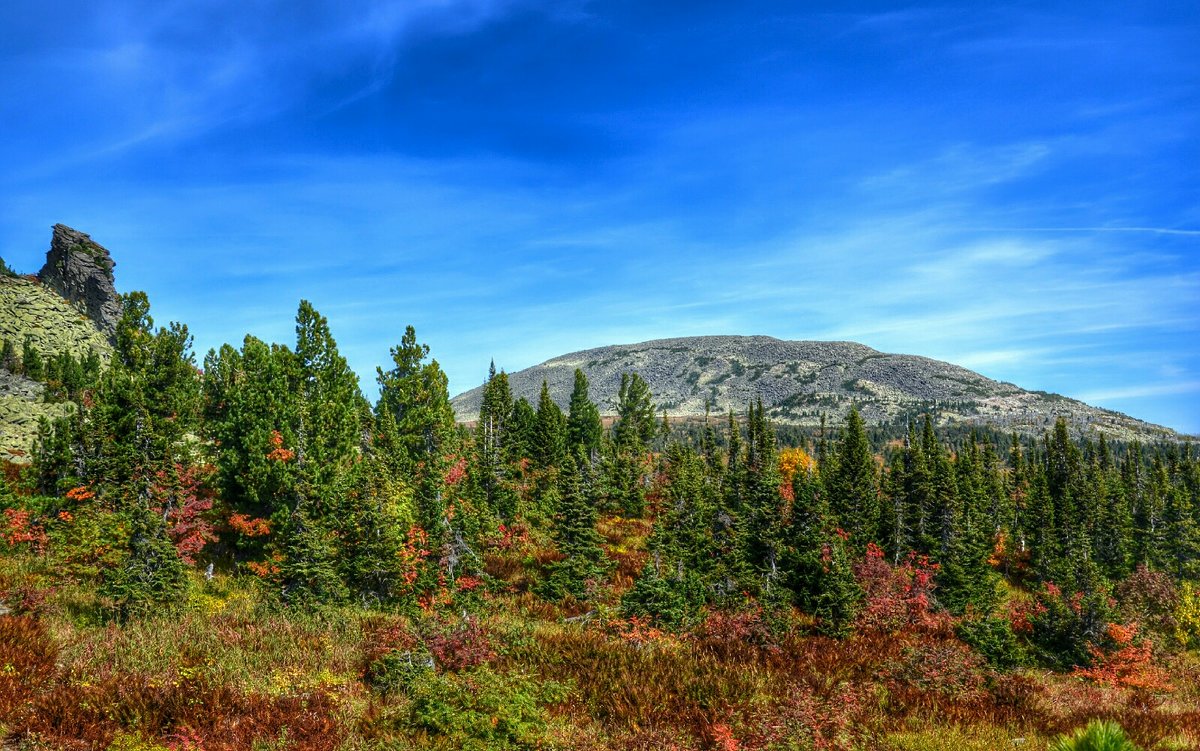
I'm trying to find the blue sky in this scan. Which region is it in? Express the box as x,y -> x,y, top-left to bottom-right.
1,1 -> 1197,433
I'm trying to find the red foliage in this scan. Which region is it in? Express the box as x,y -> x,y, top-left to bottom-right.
853,543 -> 943,634
1074,622 -> 1173,692
707,722 -> 740,751
398,524 -> 431,592
489,522 -> 531,551
228,513 -> 271,538
427,617 -> 496,672
454,574 -> 483,592
608,615 -> 669,647
443,455 -> 468,486
149,463 -> 218,564
1007,596 -> 1048,635
3,508 -> 48,552
65,485 -> 95,502
693,606 -> 777,661
265,430 -> 295,462
245,555 -> 282,578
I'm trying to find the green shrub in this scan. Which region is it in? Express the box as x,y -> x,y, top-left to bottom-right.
956,615 -> 1028,669
406,666 -> 569,750
1050,720 -> 1141,751
366,648 -> 435,695
619,566 -> 706,630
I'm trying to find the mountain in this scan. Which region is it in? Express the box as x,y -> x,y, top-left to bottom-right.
451,335 -> 1183,443
0,225 -> 117,461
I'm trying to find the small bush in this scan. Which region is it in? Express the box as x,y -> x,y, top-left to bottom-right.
1050,720 -> 1142,751
956,615 -> 1028,669
406,666 -> 569,751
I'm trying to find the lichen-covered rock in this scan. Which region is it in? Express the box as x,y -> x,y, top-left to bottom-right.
37,224 -> 122,338
0,368 -> 74,463
0,276 -> 112,362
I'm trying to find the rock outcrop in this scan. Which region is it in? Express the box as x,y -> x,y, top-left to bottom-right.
37,224 -> 122,338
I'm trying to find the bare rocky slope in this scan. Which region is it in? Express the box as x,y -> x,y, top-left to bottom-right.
0,225 -> 117,461
451,336 -> 1184,443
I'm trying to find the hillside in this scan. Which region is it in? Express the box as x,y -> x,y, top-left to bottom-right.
0,225 -> 117,461
451,335 -> 1181,442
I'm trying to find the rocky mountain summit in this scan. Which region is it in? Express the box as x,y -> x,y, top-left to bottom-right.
37,223 -> 122,339
451,335 -> 1182,443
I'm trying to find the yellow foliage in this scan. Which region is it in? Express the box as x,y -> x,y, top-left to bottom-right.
778,447 -> 816,485
1175,581 -> 1200,650
107,732 -> 170,751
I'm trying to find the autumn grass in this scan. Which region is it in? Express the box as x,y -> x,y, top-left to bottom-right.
5,545 -> 1200,751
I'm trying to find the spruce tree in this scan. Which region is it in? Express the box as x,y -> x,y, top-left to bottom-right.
540,452 -> 608,601
827,405 -> 879,547
531,381 -> 567,471
475,367 -> 515,517
785,469 -> 861,636
566,368 -> 602,460
276,502 -> 349,606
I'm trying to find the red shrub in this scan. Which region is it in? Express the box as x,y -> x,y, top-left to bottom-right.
693,606 -> 777,661
427,617 -> 496,672
1074,622 -> 1172,692
853,543 -> 945,634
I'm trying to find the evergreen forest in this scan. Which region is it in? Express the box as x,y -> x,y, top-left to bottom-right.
3,293 -> 1200,750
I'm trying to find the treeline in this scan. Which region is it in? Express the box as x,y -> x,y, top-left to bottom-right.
8,293 -> 1200,669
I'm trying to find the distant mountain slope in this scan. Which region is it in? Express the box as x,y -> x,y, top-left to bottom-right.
451,335 -> 1181,443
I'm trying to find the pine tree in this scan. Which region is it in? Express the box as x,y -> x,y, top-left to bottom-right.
540,452 -> 608,601
531,381 -> 567,471
101,500 -> 188,619
827,405 -> 879,546
376,326 -> 456,549
566,368 -> 602,460
376,325 -> 455,466
293,300 -> 365,500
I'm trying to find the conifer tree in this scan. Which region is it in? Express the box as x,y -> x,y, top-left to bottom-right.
540,452 -> 608,601
293,300 -> 365,499
606,373 -> 656,516
475,367 -> 515,517
566,368 -> 602,460
508,397 -> 537,464
827,405 -> 879,546
101,499 -> 187,619
334,460 -> 411,605
785,468 -> 861,636
531,381 -> 567,471
376,326 -> 456,549
612,372 -> 656,448
276,502 -> 349,606
738,401 -> 786,589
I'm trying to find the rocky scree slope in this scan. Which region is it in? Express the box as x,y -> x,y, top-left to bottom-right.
451,336 -> 1181,443
0,225 -> 117,461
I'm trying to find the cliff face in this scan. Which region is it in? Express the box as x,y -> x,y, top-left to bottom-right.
38,224 -> 122,339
